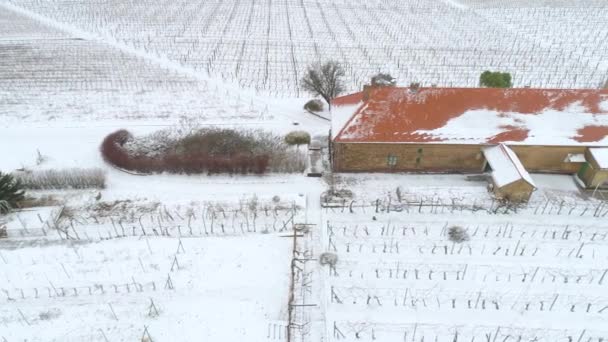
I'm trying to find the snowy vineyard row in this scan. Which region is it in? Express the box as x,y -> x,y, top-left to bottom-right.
327,221 -> 608,242
5,201 -> 301,241
323,196 -> 608,219
333,261 -> 608,286
328,285 -> 608,315
6,0 -> 608,97
328,321 -> 603,342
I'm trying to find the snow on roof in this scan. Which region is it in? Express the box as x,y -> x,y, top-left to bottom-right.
331,92 -> 364,139
589,148 -> 608,169
483,144 -> 536,188
333,87 -> 608,146
601,97 -> 608,111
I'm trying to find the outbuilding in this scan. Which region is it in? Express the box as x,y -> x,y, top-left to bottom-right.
578,148 -> 608,189
482,144 -> 536,202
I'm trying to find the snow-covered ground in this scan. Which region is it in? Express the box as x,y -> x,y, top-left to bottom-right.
314,174 -> 608,341
3,0 -> 608,96
0,235 -> 292,341
0,4 -> 326,341
1,1 -> 607,341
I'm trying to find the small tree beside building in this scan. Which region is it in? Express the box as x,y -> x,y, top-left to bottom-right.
284,131 -> 311,148
479,71 -> 513,88
301,61 -> 345,110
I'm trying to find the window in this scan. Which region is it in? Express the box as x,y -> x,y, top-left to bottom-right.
564,153 -> 586,163
387,154 -> 398,167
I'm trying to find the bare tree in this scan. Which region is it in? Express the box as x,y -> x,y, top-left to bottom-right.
301,61 -> 345,110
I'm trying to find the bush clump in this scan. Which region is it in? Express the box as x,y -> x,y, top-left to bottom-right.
371,73 -> 396,87
101,128 -> 306,175
0,172 -> 25,214
304,99 -> 324,112
319,252 -> 338,266
13,168 -> 106,190
479,71 -> 512,88
447,226 -> 469,243
284,131 -> 311,147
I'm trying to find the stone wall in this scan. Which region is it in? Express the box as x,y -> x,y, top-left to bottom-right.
333,142 -> 587,174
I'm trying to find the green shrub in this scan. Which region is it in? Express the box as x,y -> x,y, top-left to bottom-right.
284,131 -> 311,146
0,172 -> 25,213
479,71 -> 512,88
304,99 -> 324,112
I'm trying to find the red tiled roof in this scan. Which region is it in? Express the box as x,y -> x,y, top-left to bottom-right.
331,91 -> 364,107
333,87 -> 608,146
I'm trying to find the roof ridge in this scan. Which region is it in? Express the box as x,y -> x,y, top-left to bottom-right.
499,144 -> 535,187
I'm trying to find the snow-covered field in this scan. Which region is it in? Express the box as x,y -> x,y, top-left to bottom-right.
0,4 -> 325,340
3,0 -> 608,97
1,0 -> 607,341
1,235 -> 292,341
315,175 -> 608,341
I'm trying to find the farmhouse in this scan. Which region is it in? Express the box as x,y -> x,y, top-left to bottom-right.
331,86 -> 608,187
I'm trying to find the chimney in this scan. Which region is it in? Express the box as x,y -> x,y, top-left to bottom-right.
409,82 -> 420,93
362,84 -> 373,101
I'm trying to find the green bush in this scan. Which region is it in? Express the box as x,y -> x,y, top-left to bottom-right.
304,99 -> 324,112
284,131 -> 311,146
479,71 -> 512,88
0,172 -> 25,214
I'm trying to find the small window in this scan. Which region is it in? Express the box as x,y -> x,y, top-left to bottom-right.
387,154 -> 398,167
564,153 -> 585,163
417,148 -> 423,154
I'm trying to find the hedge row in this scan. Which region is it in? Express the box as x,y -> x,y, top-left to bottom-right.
101,130 -> 269,174
13,168 -> 106,189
